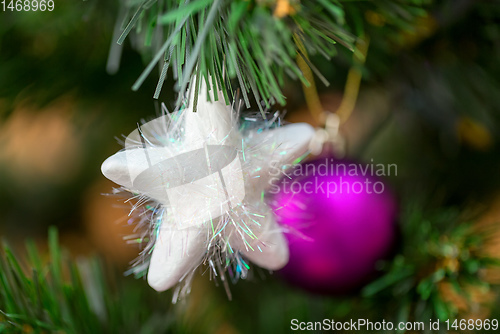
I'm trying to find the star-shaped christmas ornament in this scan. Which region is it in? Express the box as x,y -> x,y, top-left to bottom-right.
101,80 -> 314,299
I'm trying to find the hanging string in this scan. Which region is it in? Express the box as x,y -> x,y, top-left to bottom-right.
336,36 -> 370,124
295,34 -> 370,125
294,33 -> 323,124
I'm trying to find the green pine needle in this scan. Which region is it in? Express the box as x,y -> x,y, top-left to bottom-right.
119,0 -> 356,105
0,228 -> 179,333
362,206 -> 500,323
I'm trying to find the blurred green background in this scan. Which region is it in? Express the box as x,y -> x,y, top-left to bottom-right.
2,0 -> 500,333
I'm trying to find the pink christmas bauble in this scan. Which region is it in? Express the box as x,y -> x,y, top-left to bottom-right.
269,157 -> 397,294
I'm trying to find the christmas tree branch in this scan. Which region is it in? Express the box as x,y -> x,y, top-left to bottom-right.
362,206 -> 500,323
0,228 -> 179,333
117,0 -> 428,108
